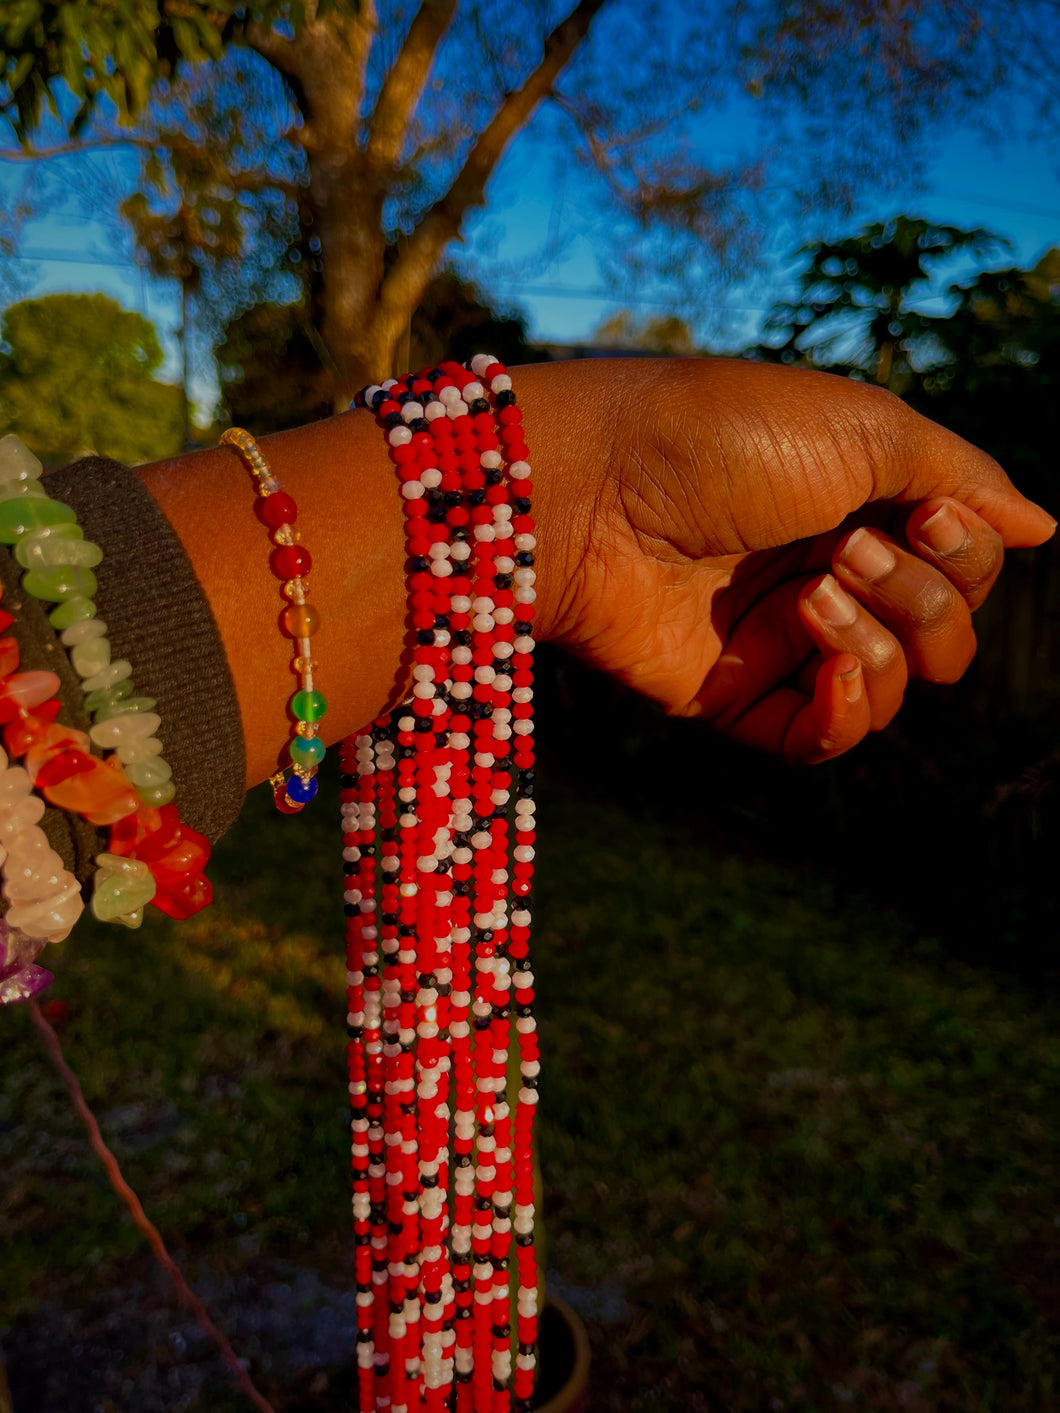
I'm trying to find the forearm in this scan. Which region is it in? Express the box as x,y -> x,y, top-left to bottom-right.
133,362 -> 600,792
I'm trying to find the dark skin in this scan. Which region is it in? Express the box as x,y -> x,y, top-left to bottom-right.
134,359 -> 1053,787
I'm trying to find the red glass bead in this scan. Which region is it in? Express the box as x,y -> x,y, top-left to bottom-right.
0,637 -> 19,677
260,491 -> 297,527
272,543 -> 311,579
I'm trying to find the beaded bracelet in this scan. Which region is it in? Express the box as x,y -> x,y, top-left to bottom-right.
220,428 -> 326,813
347,355 -> 538,1412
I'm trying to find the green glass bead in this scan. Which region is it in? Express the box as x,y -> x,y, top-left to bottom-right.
291,689 -> 327,722
126,757 -> 173,789
92,695 -> 156,723
289,735 -> 326,768
0,480 -> 48,504
135,778 -> 176,807
15,530 -> 102,570
83,678 -> 133,713
49,595 -> 96,631
92,871 -> 156,924
0,496 -> 77,544
0,434 -> 44,484
22,564 -> 98,603
70,635 -> 110,678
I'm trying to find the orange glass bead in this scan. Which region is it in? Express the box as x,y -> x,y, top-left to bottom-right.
3,700 -> 62,758
24,721 -> 92,780
108,803 -> 165,857
280,602 -> 320,639
39,751 -> 138,824
0,636 -> 19,678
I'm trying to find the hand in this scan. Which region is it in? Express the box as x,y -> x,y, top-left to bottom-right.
529,359 -> 1054,763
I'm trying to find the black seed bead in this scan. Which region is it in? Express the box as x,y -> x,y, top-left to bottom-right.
384,411 -> 402,428
494,1202 -> 511,1219
475,1196 -> 492,1211
467,489 -> 486,507
484,468 -> 503,485
473,1015 -> 491,1030
479,1122 -> 494,1139
492,1323 -> 511,1338
453,630 -> 471,647
455,1154 -> 472,1168
397,390 -> 413,404
517,1341 -> 535,1356
410,417 -> 429,433
428,367 -> 444,381
522,1076 -> 538,1090
399,923 -> 415,937
495,573 -> 513,591
443,491 -> 462,508
453,880 -> 469,896
516,1233 -> 534,1247
409,556 -> 430,574
436,982 -> 452,997
421,1173 -> 439,1189
453,831 -> 469,847
398,745 -> 416,760
388,1220 -> 403,1235
521,770 -> 537,785
339,772 -> 357,789
470,397 -> 490,415
356,1329 -> 374,1344
424,1288 -> 443,1304
514,619 -> 533,635
400,988 -> 416,1003
496,389 -> 516,408
515,551 -> 535,567
343,903 -> 359,917
435,731 -> 448,748
371,389 -> 388,411
452,526 -> 468,540
495,1004 -> 511,1020
415,717 -> 433,732
416,628 -> 434,645
435,856 -> 451,873
425,488 -> 444,506
513,497 -> 532,514
478,928 -> 494,943
382,912 -> 399,928
516,1003 -> 533,1019
492,660 -> 507,676
428,507 -> 447,523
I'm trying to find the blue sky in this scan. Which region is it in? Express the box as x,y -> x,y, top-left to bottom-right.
2,95 -> 1058,413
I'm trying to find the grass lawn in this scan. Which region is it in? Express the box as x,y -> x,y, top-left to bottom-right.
1,735 -> 1057,1411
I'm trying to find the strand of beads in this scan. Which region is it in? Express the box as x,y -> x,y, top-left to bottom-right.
0,436 -> 211,930
349,355 -> 538,1413
220,428 -> 326,813
0,436 -> 177,815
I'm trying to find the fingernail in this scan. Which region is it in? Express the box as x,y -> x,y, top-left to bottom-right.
918,504 -> 968,555
809,575 -> 858,627
841,527 -> 896,580
840,662 -> 863,703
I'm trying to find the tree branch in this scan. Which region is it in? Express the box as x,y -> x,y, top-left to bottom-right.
0,137 -> 153,161
366,0 -> 457,169
381,0 -> 610,339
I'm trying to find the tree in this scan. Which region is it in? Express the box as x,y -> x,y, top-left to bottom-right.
0,293 -> 184,463
757,220 -> 1060,503
759,216 -> 1007,391
217,267 -> 535,435
592,310 -> 697,355
3,2 -> 1060,402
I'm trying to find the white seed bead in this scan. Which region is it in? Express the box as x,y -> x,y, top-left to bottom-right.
388,425 -> 412,446
424,401 -> 448,421
438,384 -> 461,405
509,460 -> 531,479
401,481 -> 425,499
401,401 -> 424,422
490,374 -> 513,393
473,524 -> 494,542
447,400 -> 469,419
480,450 -> 502,469
420,468 -> 442,488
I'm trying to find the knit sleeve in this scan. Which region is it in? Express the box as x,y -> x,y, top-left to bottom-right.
38,455 -> 247,848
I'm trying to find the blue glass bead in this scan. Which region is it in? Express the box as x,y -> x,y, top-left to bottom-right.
286,773 -> 319,804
